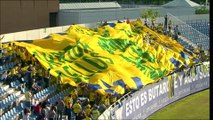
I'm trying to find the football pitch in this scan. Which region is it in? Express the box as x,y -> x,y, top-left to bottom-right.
148,89 -> 209,119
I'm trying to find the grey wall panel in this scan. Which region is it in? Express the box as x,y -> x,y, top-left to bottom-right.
58,11 -> 80,25
58,7 -> 209,26
58,8 -> 141,25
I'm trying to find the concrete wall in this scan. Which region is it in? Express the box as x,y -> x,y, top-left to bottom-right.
0,23 -> 99,43
58,8 -> 141,25
58,5 -> 209,26
0,0 -> 59,34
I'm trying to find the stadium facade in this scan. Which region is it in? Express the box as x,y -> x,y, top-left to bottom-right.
0,0 -> 59,34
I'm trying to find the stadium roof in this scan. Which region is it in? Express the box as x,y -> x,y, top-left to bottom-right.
162,0 -> 200,8
60,2 -> 121,10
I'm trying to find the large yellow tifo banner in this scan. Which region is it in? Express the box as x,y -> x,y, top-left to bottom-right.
15,19 -> 199,95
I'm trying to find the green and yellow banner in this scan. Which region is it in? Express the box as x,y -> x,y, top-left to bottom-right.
15,19 -> 199,95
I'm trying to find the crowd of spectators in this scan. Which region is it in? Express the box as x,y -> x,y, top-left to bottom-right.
0,41 -> 125,120
0,17 -> 210,120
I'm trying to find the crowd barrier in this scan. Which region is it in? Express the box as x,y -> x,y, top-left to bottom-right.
99,62 -> 209,119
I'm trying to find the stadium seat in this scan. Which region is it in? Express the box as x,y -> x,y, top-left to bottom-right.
0,66 -> 3,71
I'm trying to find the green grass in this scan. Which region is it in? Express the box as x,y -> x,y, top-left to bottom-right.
148,89 -> 209,120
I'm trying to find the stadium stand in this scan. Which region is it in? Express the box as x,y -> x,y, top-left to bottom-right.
0,15 -> 209,120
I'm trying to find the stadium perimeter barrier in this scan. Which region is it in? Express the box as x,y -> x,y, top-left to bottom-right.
0,21 -> 210,119
0,23 -> 99,43
0,19 -> 137,43
98,62 -> 209,119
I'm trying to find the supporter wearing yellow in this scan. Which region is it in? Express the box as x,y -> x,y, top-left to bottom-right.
64,95 -> 73,109
4,49 -> 10,59
100,95 -> 110,107
71,89 -> 78,101
89,91 -> 97,106
25,90 -> 32,101
91,106 -> 100,120
25,52 -> 31,63
77,85 -> 84,97
110,94 -> 117,104
21,64 -> 29,73
20,50 -> 26,61
7,43 -> 12,56
11,66 -> 18,76
56,72 -> 63,91
16,46 -> 21,57
85,116 -> 92,120
37,67 -> 43,77
32,54 -> 37,65
32,65 -> 36,77
85,104 -> 91,117
44,68 -> 51,88
73,100 -> 82,115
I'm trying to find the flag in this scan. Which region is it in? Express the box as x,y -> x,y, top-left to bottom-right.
14,19 -> 199,95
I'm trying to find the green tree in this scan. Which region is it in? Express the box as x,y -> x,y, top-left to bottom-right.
141,9 -> 160,19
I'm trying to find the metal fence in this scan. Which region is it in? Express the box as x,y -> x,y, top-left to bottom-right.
167,13 -> 209,50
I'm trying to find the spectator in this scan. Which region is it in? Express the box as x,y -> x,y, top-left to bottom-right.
26,64 -> 33,89
164,14 -> 168,32
43,68 -> 51,88
102,21 -> 108,27
109,94 -> 117,105
89,89 -> 97,106
76,111 -> 86,120
64,95 -> 73,120
34,102 -> 42,116
85,114 -> 92,120
168,20 -> 172,31
151,17 -> 155,29
79,82 -> 89,97
57,72 -> 62,91
84,104 -> 91,117
31,54 -> 37,66
100,94 -> 110,107
73,100 -> 82,118
10,64 -> 18,80
20,84 -> 26,94
17,63 -> 23,79
7,43 -> 13,63
157,23 -> 163,34
31,64 -> 37,79
36,65 -> 44,86
22,108 -> 31,120
126,18 -> 130,24
31,97 -> 37,112
117,20 -> 122,23
12,42 -> 16,60
91,105 -> 100,120
1,70 -> 8,82
40,104 -> 48,119
71,88 -> 78,103
173,25 -> 179,40
25,89 -> 32,109
48,106 -> 56,120
144,19 -> 148,27
56,97 -> 65,120
31,79 -> 42,94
